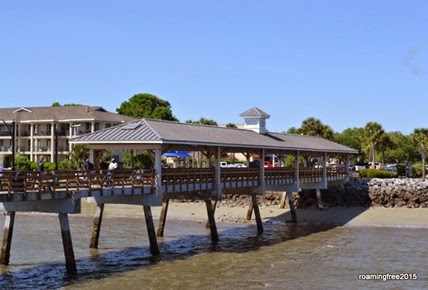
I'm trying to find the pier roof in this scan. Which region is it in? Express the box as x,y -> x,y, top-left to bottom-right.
70,118 -> 358,154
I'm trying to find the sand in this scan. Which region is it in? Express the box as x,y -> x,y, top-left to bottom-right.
94,202 -> 428,228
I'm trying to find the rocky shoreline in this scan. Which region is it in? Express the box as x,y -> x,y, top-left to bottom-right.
215,178 -> 428,209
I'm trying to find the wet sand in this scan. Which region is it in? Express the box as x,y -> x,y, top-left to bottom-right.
85,201 -> 428,228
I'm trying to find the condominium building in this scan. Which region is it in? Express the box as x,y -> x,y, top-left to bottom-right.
0,105 -> 135,168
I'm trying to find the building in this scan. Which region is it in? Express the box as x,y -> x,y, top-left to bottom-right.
0,105 -> 134,167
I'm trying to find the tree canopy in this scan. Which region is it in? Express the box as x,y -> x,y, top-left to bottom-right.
290,117 -> 335,140
362,122 -> 385,167
185,118 -> 218,126
411,128 -> 428,178
116,93 -> 178,121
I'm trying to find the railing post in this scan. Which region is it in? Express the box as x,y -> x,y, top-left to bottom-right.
322,152 -> 328,187
215,146 -> 222,199
294,151 -> 300,189
259,149 -> 265,194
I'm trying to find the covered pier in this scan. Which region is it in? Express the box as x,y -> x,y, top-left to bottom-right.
0,107 -> 357,273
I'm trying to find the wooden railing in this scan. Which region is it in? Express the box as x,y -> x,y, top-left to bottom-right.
0,167 -> 348,196
0,169 -> 155,197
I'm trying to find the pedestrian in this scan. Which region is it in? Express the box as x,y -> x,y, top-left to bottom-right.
84,159 -> 94,172
38,156 -> 45,174
106,157 -> 118,186
108,157 -> 118,171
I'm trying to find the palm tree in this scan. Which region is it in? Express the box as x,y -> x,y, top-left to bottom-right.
378,133 -> 395,168
411,128 -> 428,178
363,122 -> 384,168
298,117 -> 335,140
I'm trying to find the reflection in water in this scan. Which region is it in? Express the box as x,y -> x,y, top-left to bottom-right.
0,214 -> 427,289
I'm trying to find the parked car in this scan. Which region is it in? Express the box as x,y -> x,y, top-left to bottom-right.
233,163 -> 247,168
220,162 -> 229,168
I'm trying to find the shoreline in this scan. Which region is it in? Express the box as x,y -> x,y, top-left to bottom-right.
83,202 -> 428,229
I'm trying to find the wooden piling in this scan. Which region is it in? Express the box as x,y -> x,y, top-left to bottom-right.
206,200 -> 217,228
90,203 -> 105,248
156,199 -> 169,237
316,188 -> 324,209
58,213 -> 77,274
0,211 -> 15,265
251,194 -> 263,234
204,200 -> 219,243
279,191 -> 287,208
246,201 -> 254,220
143,205 -> 160,256
286,191 -> 298,223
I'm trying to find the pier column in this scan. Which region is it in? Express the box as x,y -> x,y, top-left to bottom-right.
251,194 -> 263,234
205,200 -> 219,243
345,156 -> 351,181
286,192 -> 297,223
279,192 -> 287,208
215,146 -> 222,199
316,188 -> 324,209
0,211 -> 16,265
322,153 -> 328,188
58,213 -> 77,274
206,200 -> 217,229
246,200 -> 253,220
156,199 -> 170,237
143,205 -> 160,256
90,203 -> 105,248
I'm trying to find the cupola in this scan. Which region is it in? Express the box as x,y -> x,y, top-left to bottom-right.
239,107 -> 270,134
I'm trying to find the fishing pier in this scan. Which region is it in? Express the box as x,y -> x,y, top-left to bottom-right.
0,108 -> 357,274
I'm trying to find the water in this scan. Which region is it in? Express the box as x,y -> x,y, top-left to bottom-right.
0,213 -> 427,289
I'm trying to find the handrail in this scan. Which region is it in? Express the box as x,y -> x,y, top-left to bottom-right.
0,167 -> 348,196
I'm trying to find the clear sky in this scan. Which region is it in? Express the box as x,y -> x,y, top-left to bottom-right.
1,1 -> 427,135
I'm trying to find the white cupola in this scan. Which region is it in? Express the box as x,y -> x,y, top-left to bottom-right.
239,107 -> 270,134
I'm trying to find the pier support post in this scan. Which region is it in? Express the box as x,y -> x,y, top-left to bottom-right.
143,205 -> 160,256
251,194 -> 263,234
316,189 -> 324,209
286,192 -> 297,223
0,211 -> 16,265
205,200 -> 219,243
246,200 -> 253,220
206,200 -> 217,228
58,213 -> 77,275
90,203 -> 105,248
279,192 -> 287,208
156,199 -> 169,237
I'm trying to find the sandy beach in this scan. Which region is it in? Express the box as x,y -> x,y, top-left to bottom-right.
88,201 -> 428,228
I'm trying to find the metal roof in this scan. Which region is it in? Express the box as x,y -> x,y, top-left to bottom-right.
70,118 -> 358,154
239,107 -> 271,119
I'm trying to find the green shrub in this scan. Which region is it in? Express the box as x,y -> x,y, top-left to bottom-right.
359,168 -> 394,178
411,161 -> 428,178
15,156 -> 32,171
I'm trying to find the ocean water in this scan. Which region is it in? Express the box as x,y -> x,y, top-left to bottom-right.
0,213 -> 426,290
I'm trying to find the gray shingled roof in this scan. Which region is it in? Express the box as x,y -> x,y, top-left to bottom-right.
0,106 -> 135,123
70,118 -> 358,154
239,107 -> 271,119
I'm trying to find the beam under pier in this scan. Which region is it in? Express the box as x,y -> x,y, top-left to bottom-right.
205,200 -> 219,243
58,213 -> 77,275
90,203 -> 105,248
286,191 -> 298,223
143,205 -> 160,256
0,211 -> 15,265
251,194 -> 263,234
156,199 -> 169,237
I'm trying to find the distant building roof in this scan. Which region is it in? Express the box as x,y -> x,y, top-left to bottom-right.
71,118 -> 358,155
0,105 -> 135,123
239,107 -> 271,119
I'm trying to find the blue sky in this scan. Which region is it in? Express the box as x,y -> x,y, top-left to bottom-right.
1,1 -> 427,135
